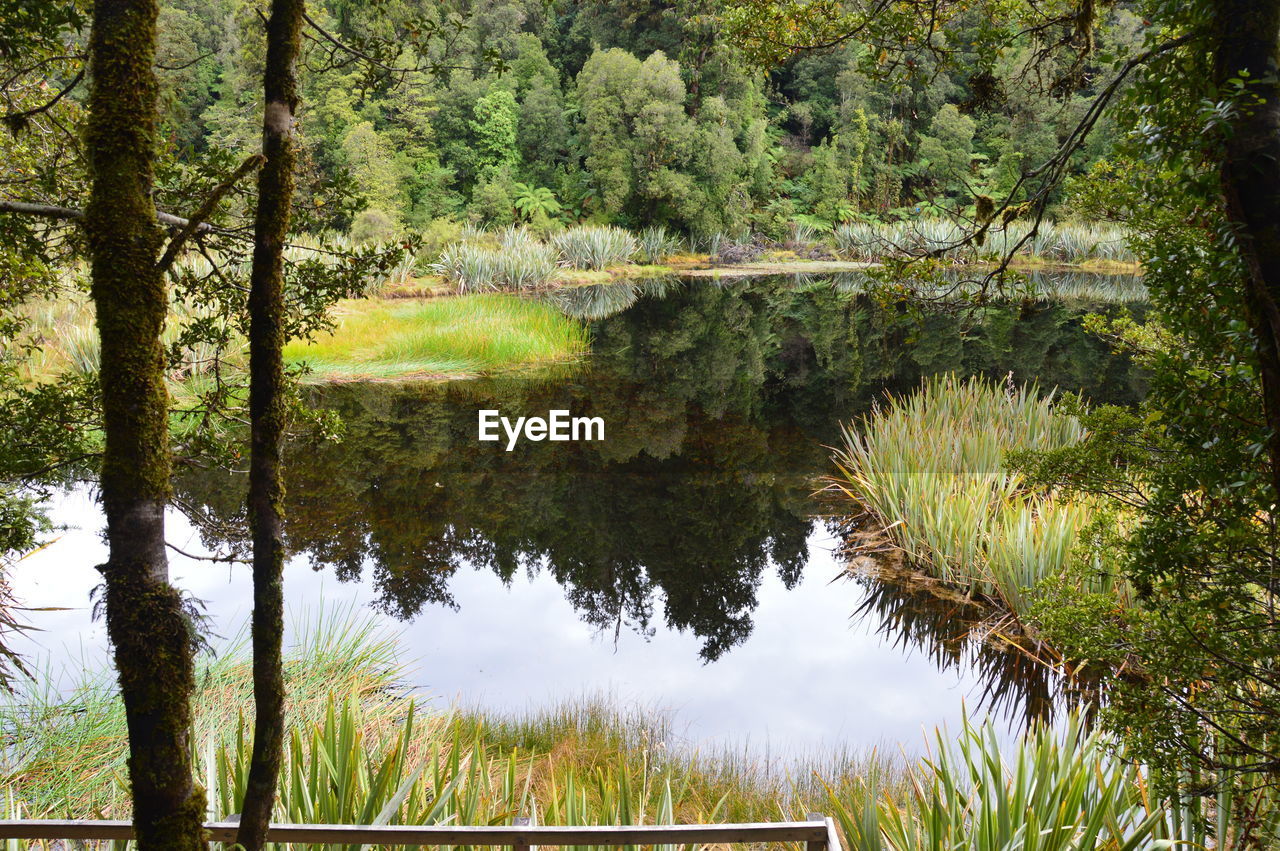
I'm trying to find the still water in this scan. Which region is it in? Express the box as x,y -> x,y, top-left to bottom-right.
14,273 -> 1145,756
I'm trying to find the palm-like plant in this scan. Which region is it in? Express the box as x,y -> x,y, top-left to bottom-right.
513,183 -> 562,222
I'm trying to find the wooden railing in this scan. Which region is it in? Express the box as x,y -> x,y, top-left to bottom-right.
0,814 -> 844,850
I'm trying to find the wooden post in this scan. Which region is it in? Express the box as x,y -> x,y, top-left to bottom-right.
514,815 -> 531,851
806,813 -> 825,851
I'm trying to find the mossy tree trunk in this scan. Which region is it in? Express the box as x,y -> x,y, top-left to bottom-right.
84,0 -> 206,848
1213,0 -> 1280,500
235,0 -> 305,848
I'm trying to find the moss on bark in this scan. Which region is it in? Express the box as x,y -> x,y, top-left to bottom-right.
84,0 -> 206,847
236,1 -> 305,848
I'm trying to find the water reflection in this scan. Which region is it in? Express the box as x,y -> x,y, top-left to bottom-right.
174,275 -> 1143,719
841,548 -> 1104,727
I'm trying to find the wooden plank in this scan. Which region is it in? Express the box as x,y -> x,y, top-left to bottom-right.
0,820 -> 136,841
514,815 -> 531,851
824,817 -> 843,851
805,812 -> 825,851
0,819 -> 830,845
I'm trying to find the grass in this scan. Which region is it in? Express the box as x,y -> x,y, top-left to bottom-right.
551,226 -> 639,271
832,220 -> 1138,268
433,229 -> 559,293
0,609 -> 1217,850
282,294 -> 589,380
828,375 -> 1127,622
830,713 -> 1198,851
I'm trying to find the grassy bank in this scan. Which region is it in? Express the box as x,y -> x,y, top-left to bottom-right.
831,220 -> 1138,268
395,220 -> 1140,297
1,611 -> 1202,849
282,294 -> 589,380
829,375 -> 1128,623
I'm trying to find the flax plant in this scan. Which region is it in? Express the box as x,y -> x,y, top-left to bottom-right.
552,226 -> 639,270
828,713 -> 1192,851
829,375 -> 1123,621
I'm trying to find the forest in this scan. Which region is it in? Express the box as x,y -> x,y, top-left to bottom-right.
113,0 -> 1132,238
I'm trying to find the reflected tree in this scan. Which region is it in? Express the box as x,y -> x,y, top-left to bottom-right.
176,277 -> 1143,670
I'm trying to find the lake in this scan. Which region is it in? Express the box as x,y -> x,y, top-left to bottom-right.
13,273 -> 1145,759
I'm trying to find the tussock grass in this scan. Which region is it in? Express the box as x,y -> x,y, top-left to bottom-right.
552,227 -> 639,271
635,227 -> 680,265
833,220 -> 1137,266
283,294 -> 589,380
2,607 -> 405,821
831,713 -> 1197,851
433,231 -> 559,293
829,375 -> 1126,620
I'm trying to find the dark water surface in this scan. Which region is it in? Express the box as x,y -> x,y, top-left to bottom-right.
15,274 -> 1145,755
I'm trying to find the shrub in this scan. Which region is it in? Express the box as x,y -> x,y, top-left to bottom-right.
349,208 -> 399,245
551,225 -> 638,270
420,217 -> 465,262
636,226 -> 680,264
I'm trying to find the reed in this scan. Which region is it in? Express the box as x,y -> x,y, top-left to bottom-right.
828,375 -> 1123,619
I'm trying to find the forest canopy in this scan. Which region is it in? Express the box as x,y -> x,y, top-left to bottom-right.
43,0 -> 1139,240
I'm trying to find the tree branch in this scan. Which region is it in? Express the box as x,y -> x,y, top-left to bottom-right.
157,153 -> 265,272
3,66 -> 85,132
0,198 -> 221,231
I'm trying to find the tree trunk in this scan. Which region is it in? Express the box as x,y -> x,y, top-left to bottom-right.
235,0 -> 305,848
84,0 -> 206,848
1212,0 -> 1280,500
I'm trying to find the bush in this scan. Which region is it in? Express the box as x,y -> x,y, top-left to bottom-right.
348,208 -> 399,245
551,225 -> 638,270
420,217 -> 465,262
636,226 -> 679,264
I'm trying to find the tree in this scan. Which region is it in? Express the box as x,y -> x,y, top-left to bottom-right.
469,88 -> 520,180
915,103 -> 975,196
236,0 -> 305,846
84,0 -> 206,845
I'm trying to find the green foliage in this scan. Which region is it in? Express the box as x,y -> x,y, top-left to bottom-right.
829,375 -> 1115,622
283,294 -> 586,378
512,183 -> 562,222
552,225 -> 639,270
470,88 -> 521,181
349,209 -> 400,245
830,712 -> 1196,850
915,105 -> 975,195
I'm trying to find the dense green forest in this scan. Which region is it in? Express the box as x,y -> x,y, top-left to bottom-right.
144,0 -> 1135,238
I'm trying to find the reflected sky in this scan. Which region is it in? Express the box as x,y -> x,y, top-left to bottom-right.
15,488 -> 1008,758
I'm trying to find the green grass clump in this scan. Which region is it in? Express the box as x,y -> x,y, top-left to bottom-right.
552,226 -> 639,270
831,713 -> 1200,851
432,239 -> 559,293
635,227 -> 680,265
830,375 -> 1124,620
283,294 -> 589,380
831,220 -> 1138,266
